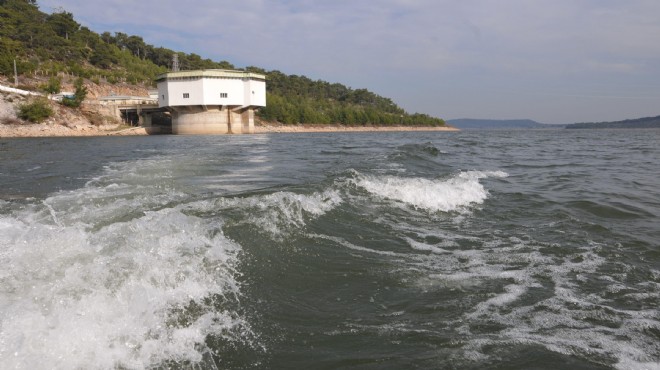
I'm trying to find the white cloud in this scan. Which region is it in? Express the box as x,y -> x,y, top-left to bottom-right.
39,0 -> 660,72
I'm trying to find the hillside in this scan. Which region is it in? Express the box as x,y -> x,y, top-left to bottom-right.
0,0 -> 444,127
566,115 -> 660,129
447,118 -> 550,129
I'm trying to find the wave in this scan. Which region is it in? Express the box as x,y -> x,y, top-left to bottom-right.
0,159 -> 257,369
349,170 -> 508,213
315,201 -> 660,368
390,142 -> 445,159
210,189 -> 343,238
403,230 -> 660,368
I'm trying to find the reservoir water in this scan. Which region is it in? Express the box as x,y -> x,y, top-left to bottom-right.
0,129 -> 659,369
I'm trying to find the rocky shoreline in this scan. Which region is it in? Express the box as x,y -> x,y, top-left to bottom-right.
1,78 -> 147,138
0,122 -> 149,137
0,122 -> 458,138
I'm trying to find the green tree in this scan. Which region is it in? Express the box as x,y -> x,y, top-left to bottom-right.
90,42 -> 117,68
125,35 -> 146,58
62,77 -> 87,107
46,10 -> 79,39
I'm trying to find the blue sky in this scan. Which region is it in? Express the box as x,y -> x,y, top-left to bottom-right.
38,0 -> 660,123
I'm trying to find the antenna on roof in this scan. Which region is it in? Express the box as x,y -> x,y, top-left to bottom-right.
172,54 -> 180,72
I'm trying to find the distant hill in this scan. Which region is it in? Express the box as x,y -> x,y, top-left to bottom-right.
447,119 -> 549,129
565,115 -> 660,129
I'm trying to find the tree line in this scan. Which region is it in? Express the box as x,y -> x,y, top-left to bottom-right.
0,0 -> 445,126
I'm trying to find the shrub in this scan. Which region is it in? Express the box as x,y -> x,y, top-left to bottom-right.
17,98 -> 53,123
42,76 -> 62,94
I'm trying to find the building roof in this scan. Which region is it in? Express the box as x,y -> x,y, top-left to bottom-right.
155,69 -> 266,82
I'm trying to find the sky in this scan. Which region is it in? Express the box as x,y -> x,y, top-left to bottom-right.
38,0 -> 660,124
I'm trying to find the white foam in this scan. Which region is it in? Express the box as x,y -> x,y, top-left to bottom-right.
310,233 -> 403,257
354,198 -> 658,367
351,170 -> 508,213
616,358 -> 660,370
0,160 -> 255,369
480,283 -> 527,307
405,237 -> 451,254
422,235 -> 660,367
213,190 -> 343,238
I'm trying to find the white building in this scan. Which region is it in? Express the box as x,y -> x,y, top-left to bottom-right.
156,69 -> 266,134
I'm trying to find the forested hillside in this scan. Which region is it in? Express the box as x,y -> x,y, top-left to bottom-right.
0,0 -> 445,126
565,116 -> 660,129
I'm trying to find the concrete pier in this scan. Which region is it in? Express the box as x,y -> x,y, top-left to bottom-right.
168,106 -> 257,134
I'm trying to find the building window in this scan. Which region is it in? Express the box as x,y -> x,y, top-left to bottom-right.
162,95 -> 165,99
183,93 -> 190,98
220,93 -> 228,98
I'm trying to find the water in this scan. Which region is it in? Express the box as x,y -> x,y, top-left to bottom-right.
0,130 -> 659,369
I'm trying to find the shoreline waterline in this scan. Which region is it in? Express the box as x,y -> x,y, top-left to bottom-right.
254,123 -> 459,133
0,123 -> 458,138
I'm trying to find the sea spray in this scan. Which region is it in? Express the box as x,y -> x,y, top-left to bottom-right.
0,161 -> 257,369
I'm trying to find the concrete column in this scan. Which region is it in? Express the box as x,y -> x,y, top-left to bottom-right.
137,104 -> 143,126
229,108 -> 244,134
112,105 -> 120,119
241,108 -> 255,134
142,112 -> 152,127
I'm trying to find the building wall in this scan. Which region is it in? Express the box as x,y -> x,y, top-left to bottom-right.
203,78 -> 247,106
245,79 -> 266,107
158,77 -> 265,108
158,78 -> 205,107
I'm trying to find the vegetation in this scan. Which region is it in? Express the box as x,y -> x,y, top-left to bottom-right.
42,76 -> 61,94
566,116 -> 660,129
0,0 -> 445,126
252,69 -> 444,126
61,77 -> 87,107
0,0 -> 169,84
17,97 -> 53,123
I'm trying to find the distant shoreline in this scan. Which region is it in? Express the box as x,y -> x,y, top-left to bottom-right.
0,123 -> 458,138
254,123 -> 459,134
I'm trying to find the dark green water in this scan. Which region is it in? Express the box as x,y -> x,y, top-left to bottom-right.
0,130 -> 658,369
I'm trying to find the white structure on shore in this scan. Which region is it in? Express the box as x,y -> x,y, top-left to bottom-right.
156,69 -> 266,134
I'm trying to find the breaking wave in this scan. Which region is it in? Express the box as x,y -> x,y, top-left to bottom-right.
0,158 -> 257,369
350,170 -> 508,212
